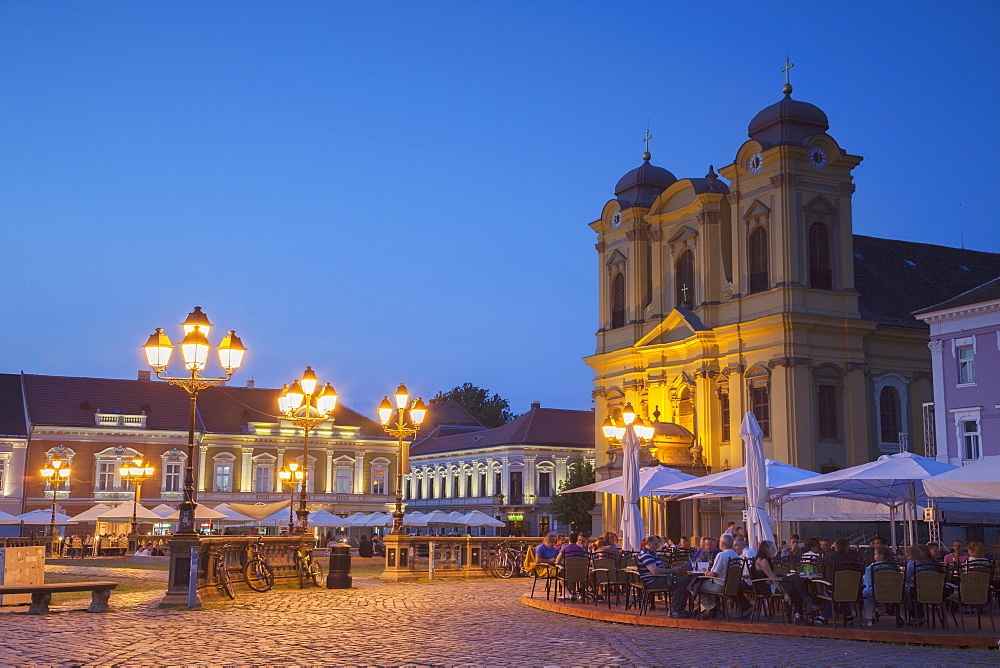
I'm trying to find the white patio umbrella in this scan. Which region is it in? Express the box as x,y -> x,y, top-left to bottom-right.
401,512 -> 428,527
420,510 -> 467,525
923,457 -> 1000,499
17,509 -> 75,525
0,510 -> 21,525
741,412 -> 774,550
163,505 -> 228,521
150,504 -> 176,518
306,509 -> 344,527
458,510 -> 505,527
211,504 -> 255,522
619,425 -> 645,552
341,512 -> 372,527
97,503 -> 163,521
773,452 -> 957,546
564,465 -> 696,497
68,503 -> 112,523
363,512 -> 393,527
652,459 -> 819,498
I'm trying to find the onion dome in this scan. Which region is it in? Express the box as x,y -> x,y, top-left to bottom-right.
748,86 -> 829,147
614,152 -> 677,210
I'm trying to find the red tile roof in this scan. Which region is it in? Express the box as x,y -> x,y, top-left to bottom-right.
409,406 -> 594,457
20,373 -> 383,436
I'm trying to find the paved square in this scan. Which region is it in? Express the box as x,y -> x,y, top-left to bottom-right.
1,574 -> 996,666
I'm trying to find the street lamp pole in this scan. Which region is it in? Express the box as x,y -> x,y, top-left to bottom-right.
40,459 -> 70,542
278,367 -> 338,535
377,385 -> 427,534
143,307 -> 247,535
277,462 -> 304,535
120,458 -> 156,535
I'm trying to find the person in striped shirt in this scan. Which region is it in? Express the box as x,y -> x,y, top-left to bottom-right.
637,535 -> 692,618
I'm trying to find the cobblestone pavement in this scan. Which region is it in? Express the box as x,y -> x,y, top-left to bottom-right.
2,576 -> 996,666
46,563 -> 169,583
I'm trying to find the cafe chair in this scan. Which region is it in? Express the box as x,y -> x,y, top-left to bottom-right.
698,560 -> 744,622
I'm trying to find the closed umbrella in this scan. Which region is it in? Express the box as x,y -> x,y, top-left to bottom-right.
740,412 -> 774,550
619,425 -> 645,552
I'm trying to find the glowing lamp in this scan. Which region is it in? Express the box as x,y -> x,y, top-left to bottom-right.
143,328 -> 174,370
378,397 -> 393,425
216,331 -> 247,374
277,385 -> 293,413
284,381 -> 305,411
299,366 -> 319,397
181,306 -> 213,336
602,416 -> 617,440
179,327 -> 211,372
316,383 -> 339,415
621,402 -> 636,425
409,397 -> 428,426
288,461 -> 300,472
394,383 -> 410,410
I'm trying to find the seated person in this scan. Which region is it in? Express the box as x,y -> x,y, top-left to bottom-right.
943,540 -> 967,565
637,535 -> 691,618
781,533 -> 802,558
535,533 -> 560,565
687,537 -> 719,571
862,546 -> 897,625
966,541 -> 992,568
698,534 -> 741,616
752,540 -> 821,625
555,532 -> 590,600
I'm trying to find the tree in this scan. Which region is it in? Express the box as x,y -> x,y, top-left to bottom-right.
432,382 -> 516,428
549,455 -> 596,533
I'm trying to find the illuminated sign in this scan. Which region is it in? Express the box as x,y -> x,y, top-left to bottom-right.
506,514 -> 524,521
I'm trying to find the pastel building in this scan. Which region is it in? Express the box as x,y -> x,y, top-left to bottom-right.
916,277 -> 1000,465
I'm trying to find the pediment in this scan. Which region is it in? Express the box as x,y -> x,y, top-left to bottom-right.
606,249 -> 627,266
804,195 -> 836,214
635,309 -> 712,348
743,199 -> 771,221
666,225 -> 698,245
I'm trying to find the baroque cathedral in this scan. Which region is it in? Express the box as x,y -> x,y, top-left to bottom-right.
585,76 -> 1000,535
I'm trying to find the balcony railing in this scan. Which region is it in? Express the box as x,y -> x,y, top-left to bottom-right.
95,413 -> 148,428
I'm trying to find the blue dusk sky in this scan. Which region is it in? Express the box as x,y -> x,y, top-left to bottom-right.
2,2 -> 998,417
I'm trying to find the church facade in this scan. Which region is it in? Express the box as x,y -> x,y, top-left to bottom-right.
585,81 -> 1000,536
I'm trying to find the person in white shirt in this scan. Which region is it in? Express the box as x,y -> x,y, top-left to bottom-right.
698,534 -> 740,615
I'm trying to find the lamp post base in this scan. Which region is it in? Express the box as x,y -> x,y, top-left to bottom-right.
158,535 -> 203,609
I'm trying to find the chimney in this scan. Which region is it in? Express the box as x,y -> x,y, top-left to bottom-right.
530,401 -> 541,410
137,370 -> 151,381
245,380 -> 255,389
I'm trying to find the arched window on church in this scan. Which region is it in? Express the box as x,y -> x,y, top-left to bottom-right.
879,386 -> 901,444
675,250 -> 694,308
748,227 -> 769,294
808,223 -> 832,290
611,272 -> 625,328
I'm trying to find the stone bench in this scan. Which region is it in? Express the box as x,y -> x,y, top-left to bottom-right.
0,581 -> 119,614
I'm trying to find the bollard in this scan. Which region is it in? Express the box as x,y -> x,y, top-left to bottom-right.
326,545 -> 352,589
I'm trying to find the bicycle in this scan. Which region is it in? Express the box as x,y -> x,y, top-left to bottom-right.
211,545 -> 236,599
295,544 -> 324,587
243,536 -> 275,593
488,542 -> 528,579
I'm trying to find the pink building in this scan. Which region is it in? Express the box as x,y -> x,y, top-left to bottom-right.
916,277 -> 1000,464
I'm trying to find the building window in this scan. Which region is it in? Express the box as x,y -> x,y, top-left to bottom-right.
537,472 -> 551,498
428,478 -> 436,499
879,386 -> 901,444
371,465 -> 387,495
958,345 -> 975,384
163,462 -> 182,493
719,391 -> 731,442
416,478 -> 423,499
749,386 -> 769,438
675,250 -> 694,308
96,461 -> 120,492
817,384 -> 839,440
611,272 -> 625,329
254,463 -> 273,493
748,226 -> 769,294
961,420 -> 981,461
335,467 -> 353,494
480,472 -> 487,496
214,462 -> 232,492
808,223 -> 832,290
495,472 -> 503,497
0,458 -> 5,495
465,472 -> 473,497
509,471 -> 523,505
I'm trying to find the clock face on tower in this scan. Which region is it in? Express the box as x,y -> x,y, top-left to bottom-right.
809,146 -> 828,169
749,152 -> 763,174
611,211 -> 622,229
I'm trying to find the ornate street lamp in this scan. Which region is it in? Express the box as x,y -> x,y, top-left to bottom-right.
119,458 -> 156,535
142,306 -> 247,535
601,402 -> 655,446
40,458 -> 71,540
277,367 -> 338,534
377,384 -> 427,534
277,462 -> 304,535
